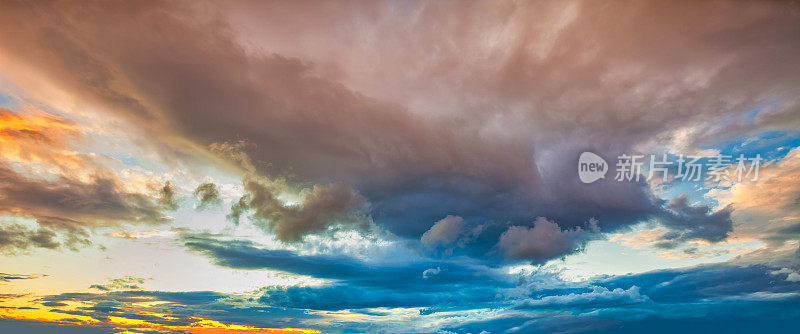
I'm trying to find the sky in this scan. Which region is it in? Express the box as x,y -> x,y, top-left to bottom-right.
0,0 -> 799,333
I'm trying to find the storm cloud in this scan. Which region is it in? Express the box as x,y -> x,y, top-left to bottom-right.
4,0 -> 794,244
1,1 -> 799,332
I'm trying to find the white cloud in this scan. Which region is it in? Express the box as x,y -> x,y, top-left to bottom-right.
514,285 -> 648,308
422,267 -> 442,279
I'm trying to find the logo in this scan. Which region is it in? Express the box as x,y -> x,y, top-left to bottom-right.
579,152 -> 608,183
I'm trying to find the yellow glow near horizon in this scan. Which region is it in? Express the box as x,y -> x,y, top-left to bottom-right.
0,295 -> 319,334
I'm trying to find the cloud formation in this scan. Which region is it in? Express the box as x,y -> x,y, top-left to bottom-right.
193,182 -> 222,211
0,223 -> 59,253
0,0 -> 729,242
89,277 -> 147,291
227,179 -> 370,242
655,196 -> 734,248
0,162 -> 170,252
0,1 -> 798,332
157,181 -> 178,211
421,215 -> 466,248
0,272 -> 46,282
496,217 -> 595,264
0,109 -> 176,254
514,286 -> 648,309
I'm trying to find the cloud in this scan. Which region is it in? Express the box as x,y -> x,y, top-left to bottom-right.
514,286 -> 648,309
0,107 -> 84,172
223,0 -> 799,240
601,263 -> 800,304
710,147 -> 800,247
446,262 -> 800,334
0,1 -> 799,332
0,2 -> 797,249
15,290 -> 322,333
0,272 -> 46,282
655,196 -> 733,247
771,268 -> 800,282
183,233 -> 512,312
108,228 -> 179,240
0,0 -> 694,241
496,217 -> 594,264
3,1 -> 790,257
35,217 -> 92,251
227,178 -> 370,242
89,277 -> 148,291
0,107 -> 173,253
157,181 -> 178,211
256,283 -> 492,311
420,215 -> 465,247
0,319 -> 112,334
11,236 -> 800,333
422,267 -> 441,279
0,162 -> 170,252
0,223 -> 59,253
193,182 -> 222,211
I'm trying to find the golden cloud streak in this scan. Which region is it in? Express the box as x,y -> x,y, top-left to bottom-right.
0,296 -> 319,334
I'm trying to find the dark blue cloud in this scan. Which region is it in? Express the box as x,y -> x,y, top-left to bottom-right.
444,262 -> 800,334
183,234 -> 514,312
257,284 -> 497,311
600,263 -> 800,303
183,234 -> 510,289
22,258 -> 800,333
181,233 -> 800,333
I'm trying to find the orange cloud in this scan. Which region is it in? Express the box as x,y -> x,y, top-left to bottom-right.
0,107 -> 86,172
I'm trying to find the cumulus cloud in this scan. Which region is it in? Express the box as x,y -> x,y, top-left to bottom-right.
496,217 -> 595,264
420,215 -> 485,257
421,215 -> 465,247
193,182 -> 222,211
227,178 -> 370,242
